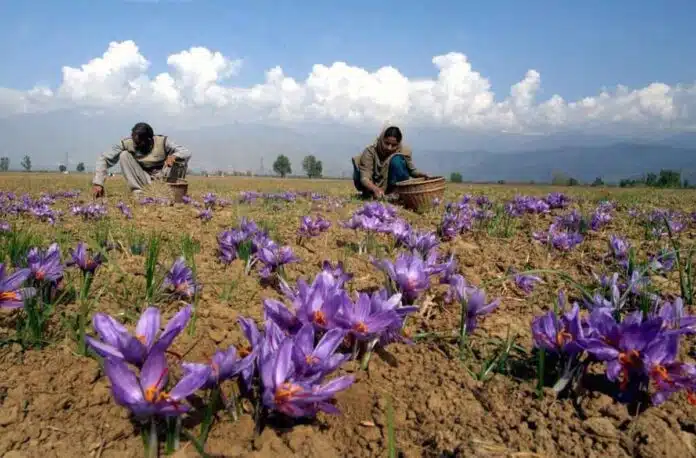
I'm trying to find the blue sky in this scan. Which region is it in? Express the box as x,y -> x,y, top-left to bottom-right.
1,0 -> 695,102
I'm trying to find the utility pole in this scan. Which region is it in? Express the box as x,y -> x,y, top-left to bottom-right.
260,157 -> 265,176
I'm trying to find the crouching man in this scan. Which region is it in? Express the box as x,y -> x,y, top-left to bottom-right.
92,122 -> 192,197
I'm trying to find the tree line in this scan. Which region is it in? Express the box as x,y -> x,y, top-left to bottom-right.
447,168 -> 693,188
0,155 -> 86,173
271,154 -> 323,178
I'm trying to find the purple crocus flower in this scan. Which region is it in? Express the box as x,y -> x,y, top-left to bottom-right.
334,292 -> 401,341
257,243 -> 299,278
657,297 -> 696,335
67,241 -> 103,274
372,252 -> 431,304
298,215 -> 331,237
320,260 -> 353,286
197,209 -> 213,222
0,221 -> 10,232
292,324 -> 349,381
162,257 -> 198,299
116,201 -> 133,219
641,334 -> 694,405
583,310 -> 663,390
609,235 -> 630,262
185,343 -> 257,390
260,338 -> 354,417
104,348 -> 210,418
263,298 -> 303,334
368,289 -> 418,345
0,263 -> 36,309
236,316 -> 263,390
531,303 -> 586,355
86,304 -> 192,367
457,284 -> 500,333
514,273 -> 542,294
26,243 -> 64,283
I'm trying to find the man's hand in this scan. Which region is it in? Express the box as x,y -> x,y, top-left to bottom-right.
373,188 -> 385,200
92,184 -> 104,198
164,155 -> 176,167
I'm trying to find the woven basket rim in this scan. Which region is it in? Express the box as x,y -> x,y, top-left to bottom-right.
395,176 -> 445,187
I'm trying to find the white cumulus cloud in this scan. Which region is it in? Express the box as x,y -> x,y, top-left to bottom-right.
1,40 -> 695,134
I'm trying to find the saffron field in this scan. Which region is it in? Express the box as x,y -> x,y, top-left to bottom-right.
1,173 -> 696,458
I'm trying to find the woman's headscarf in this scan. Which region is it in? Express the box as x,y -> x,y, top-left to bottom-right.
372,125 -> 412,159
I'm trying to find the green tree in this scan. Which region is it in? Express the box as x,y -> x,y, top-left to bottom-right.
551,171 -> 570,185
0,157 -> 9,172
656,169 -> 681,188
76,162 -> 85,172
273,154 -> 292,178
21,155 -> 31,172
591,177 -> 604,187
567,177 -> 579,186
449,172 -> 463,183
645,172 -> 657,186
59,164 -> 67,172
302,155 -> 323,178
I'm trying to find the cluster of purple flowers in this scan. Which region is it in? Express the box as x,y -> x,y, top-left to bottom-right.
0,192 -> 66,225
196,208 -> 213,222
0,240 -> 104,310
532,292 -> 696,405
218,217 -> 298,278
438,196 -> 500,240
268,261 -> 416,356
116,201 -> 132,219
298,215 -> 331,238
71,203 -> 108,220
162,258 -> 199,299
91,262 -> 361,420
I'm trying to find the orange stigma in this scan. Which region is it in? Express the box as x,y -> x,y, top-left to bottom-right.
312,310 -> 327,326
0,291 -> 20,302
353,322 -> 368,334
274,382 -> 303,405
651,365 -> 672,383
555,329 -> 573,347
236,345 -> 252,358
618,350 -> 641,390
144,368 -> 170,403
687,391 -> 696,406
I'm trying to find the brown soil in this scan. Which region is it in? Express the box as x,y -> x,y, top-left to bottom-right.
1,175 -> 696,458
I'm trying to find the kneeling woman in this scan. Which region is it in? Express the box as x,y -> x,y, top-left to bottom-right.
352,126 -> 429,199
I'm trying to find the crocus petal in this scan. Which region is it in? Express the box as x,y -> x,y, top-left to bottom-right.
313,328 -> 347,360
103,357 -> 146,407
294,324 -> 315,356
273,338 -> 295,388
168,363 -> 210,401
135,307 -> 161,349
155,304 -> 192,351
1,267 -> 31,291
140,350 -> 169,393
85,336 -> 126,360
92,313 -> 128,347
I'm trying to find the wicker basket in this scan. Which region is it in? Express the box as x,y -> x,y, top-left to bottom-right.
394,176 -> 446,212
167,180 -> 189,203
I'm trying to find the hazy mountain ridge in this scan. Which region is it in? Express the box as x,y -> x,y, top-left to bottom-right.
429,143 -> 696,184
0,110 -> 695,183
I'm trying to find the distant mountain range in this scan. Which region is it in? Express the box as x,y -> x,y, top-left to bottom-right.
427,143 -> 696,184
0,109 -> 695,184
